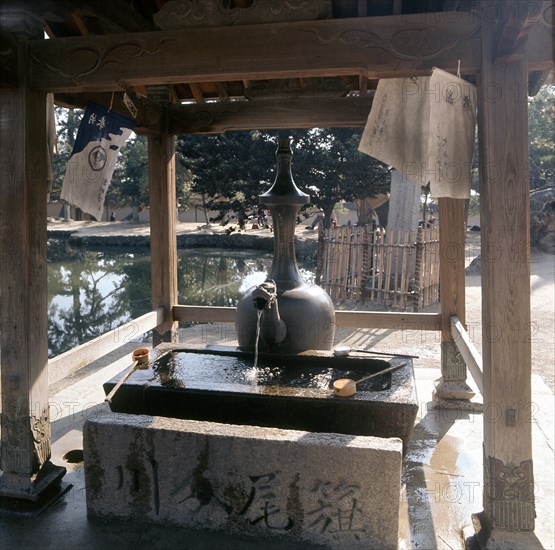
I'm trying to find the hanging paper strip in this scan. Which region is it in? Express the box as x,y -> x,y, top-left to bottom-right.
61,102 -> 135,220
358,69 -> 476,199
426,68 -> 477,198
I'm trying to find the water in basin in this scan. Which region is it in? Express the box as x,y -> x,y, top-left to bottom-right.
106,347 -> 418,448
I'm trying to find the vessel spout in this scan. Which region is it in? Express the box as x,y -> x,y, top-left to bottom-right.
252,279 -> 278,310
252,279 -> 286,345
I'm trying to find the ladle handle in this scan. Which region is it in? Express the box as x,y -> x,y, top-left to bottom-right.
105,361 -> 138,404
354,362 -> 407,386
354,349 -> 419,359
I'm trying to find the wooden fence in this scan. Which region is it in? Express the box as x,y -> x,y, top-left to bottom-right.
316,225 -> 440,310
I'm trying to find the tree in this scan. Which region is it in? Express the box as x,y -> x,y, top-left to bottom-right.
177,128 -> 390,228
176,131 -> 276,223
47,245 -> 132,356
528,84 -> 555,189
287,128 -> 390,228
107,135 -> 149,210
51,107 -> 83,199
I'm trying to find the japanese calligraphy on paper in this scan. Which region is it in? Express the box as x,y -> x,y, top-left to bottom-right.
358,68 -> 477,199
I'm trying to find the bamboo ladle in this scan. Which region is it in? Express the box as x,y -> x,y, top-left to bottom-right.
333,345 -> 418,359
333,362 -> 407,398
105,347 -> 151,404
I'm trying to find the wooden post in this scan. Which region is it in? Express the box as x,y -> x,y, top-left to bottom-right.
0,40 -> 66,501
433,198 -> 475,407
475,18 -> 535,532
148,123 -> 178,345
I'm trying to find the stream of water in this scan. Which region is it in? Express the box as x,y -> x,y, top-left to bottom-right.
254,309 -> 262,369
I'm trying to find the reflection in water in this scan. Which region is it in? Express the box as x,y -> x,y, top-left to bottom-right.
47,240 -> 314,357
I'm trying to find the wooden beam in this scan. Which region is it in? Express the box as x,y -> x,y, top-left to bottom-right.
48,309 -> 164,386
433,198 -> 473,404
54,91 -> 164,133
438,198 -> 466,338
451,316 -> 483,394
522,1 -> 554,73
83,0 -> 155,33
0,27 -> 18,87
0,39 -> 64,500
477,17 -> 535,531
148,126 -> 179,344
173,305 -> 237,324
29,13 -> 485,92
493,0 -> 542,63
335,311 -> 441,331
172,305 -> 442,331
169,96 -> 374,134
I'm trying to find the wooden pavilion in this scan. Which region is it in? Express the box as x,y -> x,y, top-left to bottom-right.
0,0 -> 553,542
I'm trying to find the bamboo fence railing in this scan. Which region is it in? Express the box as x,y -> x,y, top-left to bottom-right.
316,225 -> 440,310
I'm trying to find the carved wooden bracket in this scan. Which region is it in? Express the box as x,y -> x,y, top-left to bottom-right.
484,455 -> 535,530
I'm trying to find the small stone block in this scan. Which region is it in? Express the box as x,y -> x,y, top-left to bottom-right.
84,412 -> 403,549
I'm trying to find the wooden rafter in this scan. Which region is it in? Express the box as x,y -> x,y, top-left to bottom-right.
70,13 -> 90,36
215,82 -> 229,100
358,0 -> 368,17
188,82 -> 205,103
358,75 -> 368,94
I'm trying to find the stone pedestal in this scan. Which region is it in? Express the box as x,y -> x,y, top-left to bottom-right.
433,342 -> 482,412
84,413 -> 403,550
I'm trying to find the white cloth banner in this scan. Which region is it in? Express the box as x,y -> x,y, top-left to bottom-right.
61,102 -> 134,220
358,69 -> 477,198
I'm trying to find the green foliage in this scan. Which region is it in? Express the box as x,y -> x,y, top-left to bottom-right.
107,134 -> 149,206
288,128 -> 390,226
51,107 -> 83,199
528,84 -> 555,189
176,131 -> 276,221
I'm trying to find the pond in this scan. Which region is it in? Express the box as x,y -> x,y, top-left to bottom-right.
47,239 -> 315,358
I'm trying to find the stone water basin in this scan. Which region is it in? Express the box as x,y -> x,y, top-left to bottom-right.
104,344 -> 418,448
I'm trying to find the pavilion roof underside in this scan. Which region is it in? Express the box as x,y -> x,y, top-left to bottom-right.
1,0 -> 553,133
